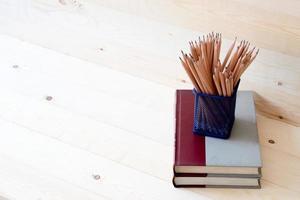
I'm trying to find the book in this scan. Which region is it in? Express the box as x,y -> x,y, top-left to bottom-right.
173,90 -> 262,188
173,175 -> 260,188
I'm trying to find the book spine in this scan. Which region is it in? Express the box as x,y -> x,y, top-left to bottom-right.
173,90 -> 180,174
173,91 -> 178,188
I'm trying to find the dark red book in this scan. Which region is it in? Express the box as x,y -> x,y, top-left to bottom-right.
173,90 -> 261,188
174,90 -> 206,167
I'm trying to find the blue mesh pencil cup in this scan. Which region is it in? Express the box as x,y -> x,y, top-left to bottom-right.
193,80 -> 240,139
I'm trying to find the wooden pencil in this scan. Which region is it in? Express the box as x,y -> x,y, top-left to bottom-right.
225,78 -> 230,96
213,74 -> 222,96
219,71 -> 227,96
179,57 -> 200,91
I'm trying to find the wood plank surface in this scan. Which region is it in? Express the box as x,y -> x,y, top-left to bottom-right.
0,0 -> 299,199
91,0 -> 300,56
0,35 -> 299,199
0,0 -> 299,125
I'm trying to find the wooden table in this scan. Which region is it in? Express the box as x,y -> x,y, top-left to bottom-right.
0,1 -> 299,199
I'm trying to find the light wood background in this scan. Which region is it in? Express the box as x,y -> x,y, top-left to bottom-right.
0,0 -> 299,199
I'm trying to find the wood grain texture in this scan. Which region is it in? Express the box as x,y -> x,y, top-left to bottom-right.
0,0 -> 299,199
91,0 -> 300,56
0,0 -> 298,125
0,35 -> 299,199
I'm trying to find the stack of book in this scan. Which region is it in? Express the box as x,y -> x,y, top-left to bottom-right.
173,90 -> 262,188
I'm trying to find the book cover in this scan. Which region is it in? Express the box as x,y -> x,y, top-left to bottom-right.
174,90 -> 262,176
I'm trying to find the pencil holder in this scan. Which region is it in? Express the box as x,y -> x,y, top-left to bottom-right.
193,80 -> 240,139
